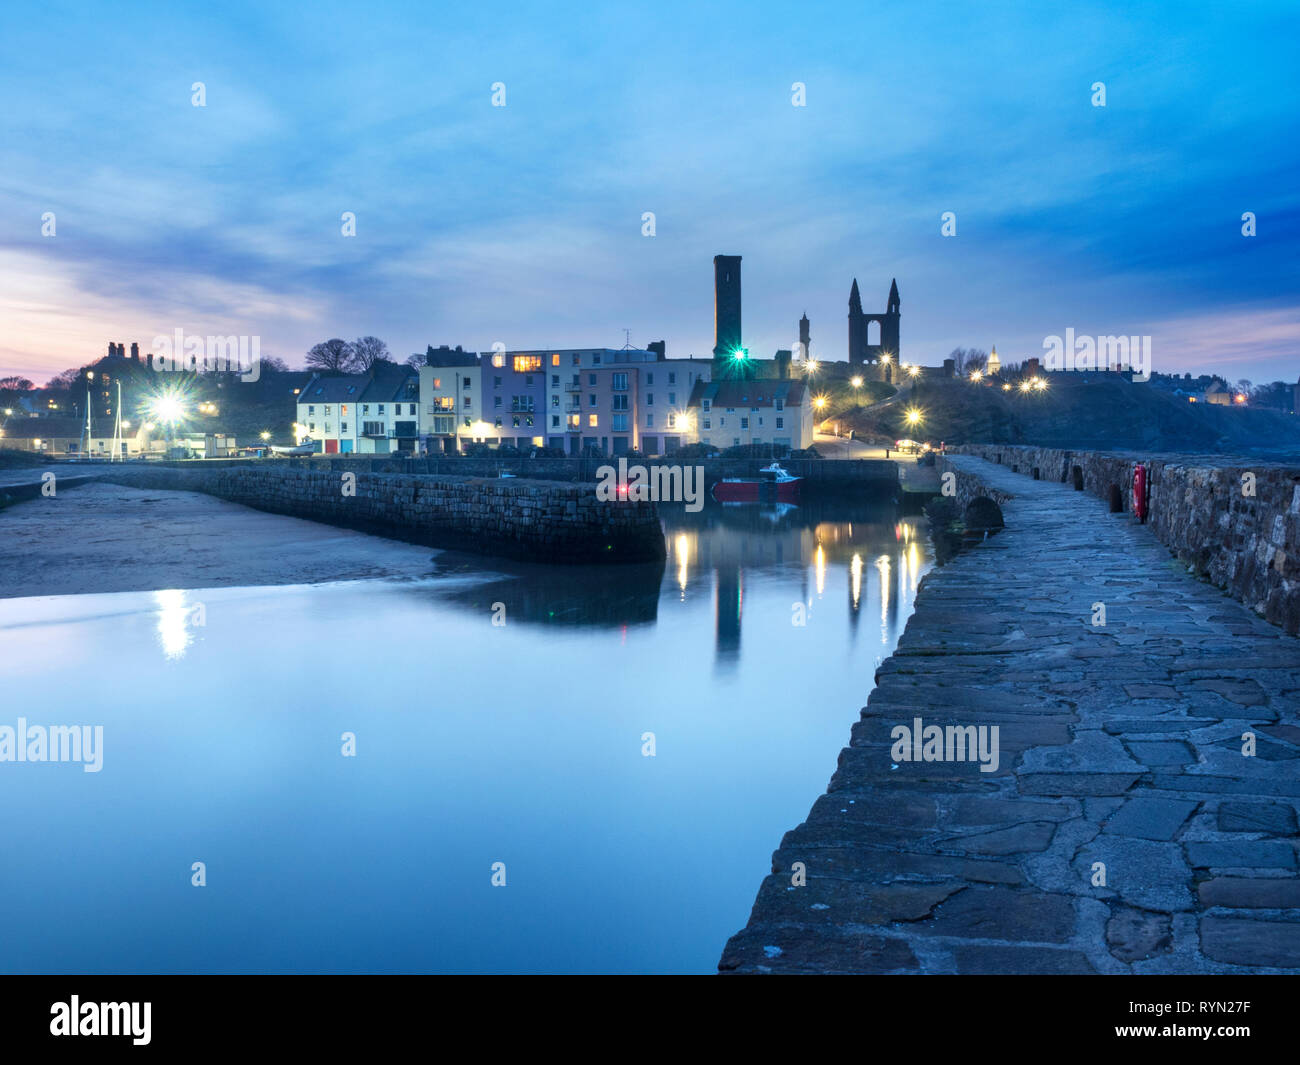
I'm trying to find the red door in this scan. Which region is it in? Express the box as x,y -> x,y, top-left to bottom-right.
325,439 -> 339,454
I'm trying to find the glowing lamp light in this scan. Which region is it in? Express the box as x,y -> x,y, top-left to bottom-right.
850,376 -> 863,389
906,364 -> 920,378
1033,378 -> 1047,391
904,407 -> 923,427
969,370 -> 983,381
1002,383 -> 1012,391
1019,380 -> 1032,393
805,359 -> 820,374
260,430 -> 271,441
732,347 -> 749,361
150,395 -> 186,423
1234,393 -> 1247,404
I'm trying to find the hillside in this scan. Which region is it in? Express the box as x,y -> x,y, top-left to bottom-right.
835,374 -> 1300,458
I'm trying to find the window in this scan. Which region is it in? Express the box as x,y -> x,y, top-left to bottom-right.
701,399 -> 710,411
646,413 -> 654,427
741,417 -> 749,429
494,396 -> 502,409
588,374 -> 597,385
612,414 -> 628,431
612,373 -> 628,391
362,404 -> 370,414
378,404 -> 385,414
668,372 -> 676,384
776,417 -> 784,429
433,396 -> 454,411
409,404 -> 416,415
494,376 -> 502,387
363,420 -> 384,436
703,418 -> 711,430
552,415 -> 560,427
551,375 -> 559,386
589,394 -> 597,407
524,376 -> 533,386
513,355 -> 541,372
551,354 -> 560,366
666,414 -> 676,429
775,399 -> 784,411
612,395 -> 628,411
494,417 -> 503,427
325,405 -> 332,415
463,397 -> 472,408
668,393 -> 676,405
341,421 -> 348,432
433,378 -> 441,388
309,422 -> 316,431
592,354 -> 601,365
512,415 -> 520,428
571,353 -> 580,365
492,353 -> 505,368
588,414 -> 598,427
568,414 -> 580,428
646,373 -> 654,386
463,379 -> 471,389
551,395 -> 559,407
511,396 -> 535,412
647,393 -> 654,405
308,405 -> 315,414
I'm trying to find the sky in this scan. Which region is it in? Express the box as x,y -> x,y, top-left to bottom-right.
1,0 -> 1297,386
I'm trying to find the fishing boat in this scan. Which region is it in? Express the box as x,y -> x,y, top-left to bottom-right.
711,462 -> 801,503
269,440 -> 316,457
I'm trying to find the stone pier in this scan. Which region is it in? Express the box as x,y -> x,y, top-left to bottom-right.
720,454 -> 1300,974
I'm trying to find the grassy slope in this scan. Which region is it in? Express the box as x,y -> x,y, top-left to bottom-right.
833,374 -> 1300,456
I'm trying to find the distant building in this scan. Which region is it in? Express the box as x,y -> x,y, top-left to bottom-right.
848,278 -> 900,381
686,379 -> 814,451
296,362 -> 420,454
986,345 -> 1001,375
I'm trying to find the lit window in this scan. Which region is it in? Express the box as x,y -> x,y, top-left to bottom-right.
588,414 -> 598,427
513,355 -> 541,372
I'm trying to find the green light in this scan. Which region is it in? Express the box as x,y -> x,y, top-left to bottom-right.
732,347 -> 749,360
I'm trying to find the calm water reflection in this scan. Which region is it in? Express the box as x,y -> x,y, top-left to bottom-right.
0,499 -> 929,973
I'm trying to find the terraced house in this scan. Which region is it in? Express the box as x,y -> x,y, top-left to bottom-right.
297,363 -> 420,454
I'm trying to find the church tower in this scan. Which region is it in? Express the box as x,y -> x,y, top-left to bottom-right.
848,279 -> 866,365
798,311 -> 810,362
987,344 -> 1001,375
882,278 -> 900,358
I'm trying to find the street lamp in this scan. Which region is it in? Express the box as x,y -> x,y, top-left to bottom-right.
904,407 -> 923,427
260,430 -> 271,441
906,364 -> 920,379
850,375 -> 863,389
805,359 -> 820,375
1019,380 -> 1032,393
969,369 -> 983,382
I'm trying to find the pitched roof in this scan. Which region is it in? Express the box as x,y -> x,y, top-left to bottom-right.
688,379 -> 806,408
1,416 -> 83,439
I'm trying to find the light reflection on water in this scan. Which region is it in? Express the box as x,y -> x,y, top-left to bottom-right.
0,499 -> 930,974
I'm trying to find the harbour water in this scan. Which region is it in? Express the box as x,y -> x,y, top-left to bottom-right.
0,499 -> 930,974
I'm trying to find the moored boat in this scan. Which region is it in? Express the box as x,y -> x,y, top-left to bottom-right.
711,462 -> 801,503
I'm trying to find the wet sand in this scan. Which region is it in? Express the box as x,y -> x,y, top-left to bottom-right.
0,481 -> 440,599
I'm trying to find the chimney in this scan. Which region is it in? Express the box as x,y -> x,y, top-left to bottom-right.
647,340 -> 665,359
130,342 -> 140,361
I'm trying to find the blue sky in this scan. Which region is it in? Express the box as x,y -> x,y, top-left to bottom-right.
1,0 -> 1297,384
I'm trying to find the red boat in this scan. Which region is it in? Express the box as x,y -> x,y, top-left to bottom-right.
711,462 -> 802,503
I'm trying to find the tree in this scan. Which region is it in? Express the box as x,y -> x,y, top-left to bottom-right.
305,339 -> 356,373
404,352 -> 426,369
0,376 -> 33,404
259,356 -> 290,374
947,347 -> 988,374
352,336 -> 391,371
47,367 -> 85,390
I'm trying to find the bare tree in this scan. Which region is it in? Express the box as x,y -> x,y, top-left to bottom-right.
305,339 -> 356,373
352,336 -> 391,371
947,347 -> 988,374
404,352 -> 426,369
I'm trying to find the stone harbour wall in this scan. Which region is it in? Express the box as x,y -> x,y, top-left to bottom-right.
100,466 -> 666,564
947,444 -> 1300,634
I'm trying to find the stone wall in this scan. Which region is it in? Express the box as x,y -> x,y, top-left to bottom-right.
99,466 -> 665,564
945,444 -> 1300,634
171,455 -> 899,492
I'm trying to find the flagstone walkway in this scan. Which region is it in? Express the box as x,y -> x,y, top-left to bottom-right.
719,455 -> 1300,973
